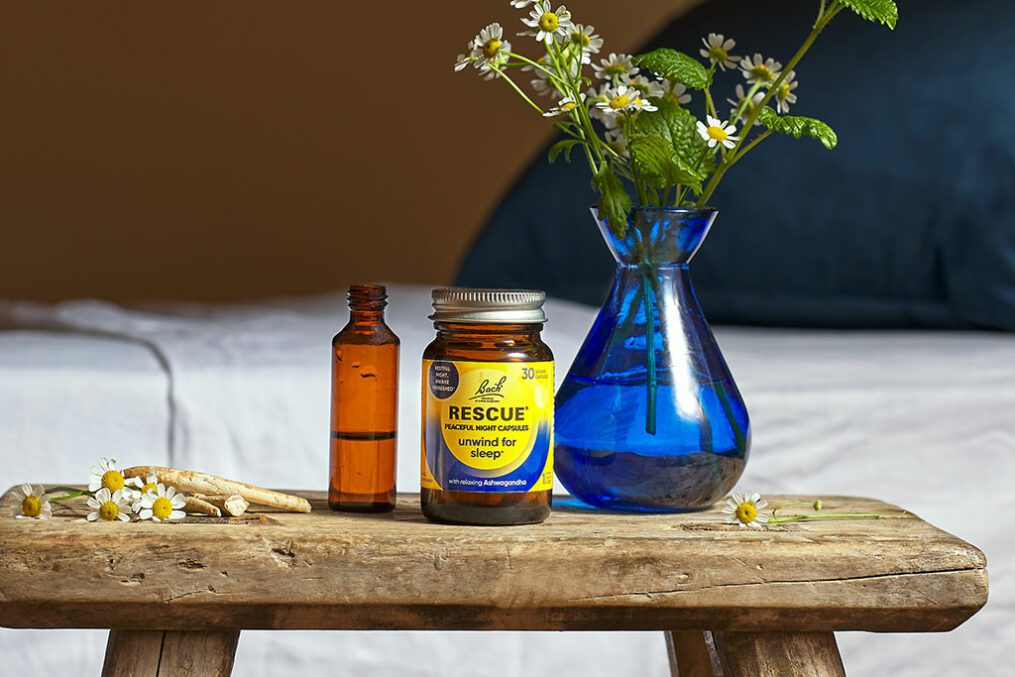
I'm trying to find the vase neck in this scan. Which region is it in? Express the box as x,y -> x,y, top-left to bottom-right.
594,208 -> 717,265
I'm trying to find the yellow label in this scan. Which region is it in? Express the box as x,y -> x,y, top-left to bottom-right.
421,359 -> 553,493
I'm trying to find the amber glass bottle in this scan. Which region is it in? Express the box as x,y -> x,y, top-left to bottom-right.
421,288 -> 553,526
329,284 -> 399,512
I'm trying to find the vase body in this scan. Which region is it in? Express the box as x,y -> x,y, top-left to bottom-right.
554,208 -> 749,511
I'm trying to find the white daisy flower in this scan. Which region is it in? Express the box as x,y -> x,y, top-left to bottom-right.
126,471 -> 160,512
594,85 -> 647,115
592,53 -> 638,81
11,483 -> 52,520
469,23 -> 512,79
631,96 -> 658,112
696,115 -> 739,149
510,0 -> 538,8
739,53 -> 782,85
662,79 -> 692,106
627,75 -> 666,100
86,488 -> 131,522
520,1 -> 573,43
88,457 -> 126,494
722,490 -> 770,529
138,484 -> 187,523
566,24 -> 603,63
699,33 -> 740,71
727,84 -> 765,125
542,93 -> 585,117
774,70 -> 799,114
453,49 -> 472,73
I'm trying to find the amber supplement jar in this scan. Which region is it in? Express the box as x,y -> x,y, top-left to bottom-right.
329,284 -> 399,512
421,288 -> 553,526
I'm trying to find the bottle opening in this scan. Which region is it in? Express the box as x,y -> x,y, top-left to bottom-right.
348,284 -> 387,312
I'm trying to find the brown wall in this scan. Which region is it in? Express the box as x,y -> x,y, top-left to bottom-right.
0,1 -> 694,302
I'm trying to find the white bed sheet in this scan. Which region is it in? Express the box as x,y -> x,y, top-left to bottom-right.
0,285 -> 1012,676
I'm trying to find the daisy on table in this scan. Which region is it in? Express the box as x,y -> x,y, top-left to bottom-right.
11,484 -> 52,520
137,484 -> 187,523
88,457 -> 126,494
723,491 -> 770,529
86,488 -> 132,523
126,470 -> 160,512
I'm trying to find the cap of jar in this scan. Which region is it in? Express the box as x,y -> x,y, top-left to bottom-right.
430,288 -> 547,324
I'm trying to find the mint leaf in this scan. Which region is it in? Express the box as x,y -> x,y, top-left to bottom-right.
592,166 -> 631,237
633,49 -> 710,90
548,139 -> 583,164
629,134 -> 703,196
633,98 -> 713,192
838,0 -> 898,29
757,107 -> 838,150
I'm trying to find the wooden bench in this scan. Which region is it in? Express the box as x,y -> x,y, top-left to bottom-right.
0,490 -> 987,676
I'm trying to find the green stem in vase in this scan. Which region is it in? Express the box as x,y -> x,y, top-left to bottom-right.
639,264 -> 658,435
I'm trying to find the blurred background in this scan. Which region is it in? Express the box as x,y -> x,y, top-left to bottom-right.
0,0 -> 697,302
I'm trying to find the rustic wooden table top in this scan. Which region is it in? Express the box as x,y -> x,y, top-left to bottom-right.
0,488 -> 987,634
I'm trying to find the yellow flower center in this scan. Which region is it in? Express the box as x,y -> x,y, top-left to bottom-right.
734,501 -> 757,524
482,38 -> 502,59
572,31 -> 590,47
750,64 -> 774,82
142,482 -> 157,494
708,46 -> 728,62
102,470 -> 124,492
602,64 -> 626,77
609,94 -> 631,110
560,100 -> 576,112
707,126 -> 729,141
538,12 -> 558,32
22,495 -> 42,518
777,83 -> 790,101
99,500 -> 120,521
152,496 -> 174,520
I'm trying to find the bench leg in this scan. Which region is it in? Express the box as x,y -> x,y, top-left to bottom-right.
666,630 -> 721,677
102,629 -> 241,677
667,631 -> 845,677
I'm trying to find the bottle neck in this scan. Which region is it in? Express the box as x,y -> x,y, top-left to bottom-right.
433,321 -> 543,339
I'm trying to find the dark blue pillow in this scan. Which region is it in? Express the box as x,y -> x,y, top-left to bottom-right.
456,0 -> 1015,330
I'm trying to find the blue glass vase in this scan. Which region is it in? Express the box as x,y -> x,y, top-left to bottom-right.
554,207 -> 750,511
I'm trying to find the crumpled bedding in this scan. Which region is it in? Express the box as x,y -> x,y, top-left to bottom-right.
0,284 -> 1010,675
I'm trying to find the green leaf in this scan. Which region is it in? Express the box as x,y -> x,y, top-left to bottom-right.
548,139 -> 582,164
757,107 -> 838,150
592,165 -> 631,237
633,49 -> 711,90
629,134 -> 703,196
838,0 -> 898,29
632,98 -> 713,193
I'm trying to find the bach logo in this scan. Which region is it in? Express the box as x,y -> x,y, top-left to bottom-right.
469,376 -> 507,402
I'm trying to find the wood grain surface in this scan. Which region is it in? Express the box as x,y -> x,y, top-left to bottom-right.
101,629 -> 240,677
0,489 -> 987,633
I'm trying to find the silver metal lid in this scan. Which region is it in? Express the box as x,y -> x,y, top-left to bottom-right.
430,288 -> 547,323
